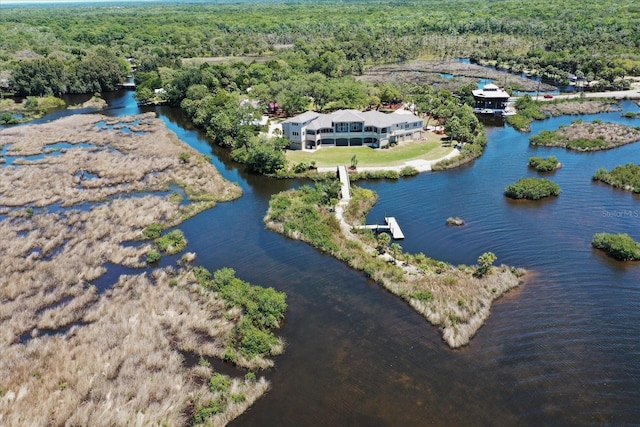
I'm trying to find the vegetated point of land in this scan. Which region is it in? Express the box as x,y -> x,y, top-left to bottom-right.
0,114 -> 287,426
264,183 -> 524,349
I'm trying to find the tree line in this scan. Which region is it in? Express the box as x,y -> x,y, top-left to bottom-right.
2,0 -> 639,94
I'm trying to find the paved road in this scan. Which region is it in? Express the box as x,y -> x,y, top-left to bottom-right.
516,86 -> 640,102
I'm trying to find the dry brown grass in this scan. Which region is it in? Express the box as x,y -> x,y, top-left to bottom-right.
0,113 -> 241,207
557,121 -> 640,148
0,114 -> 274,426
539,100 -> 619,116
0,271 -> 270,426
358,59 -> 556,92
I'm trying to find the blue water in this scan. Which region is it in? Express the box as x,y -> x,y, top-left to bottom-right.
3,90 -> 639,425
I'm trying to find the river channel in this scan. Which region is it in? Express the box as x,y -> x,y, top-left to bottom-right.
19,90 -> 640,425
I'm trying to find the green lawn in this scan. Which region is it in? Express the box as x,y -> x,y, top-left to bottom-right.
286,134 -> 453,167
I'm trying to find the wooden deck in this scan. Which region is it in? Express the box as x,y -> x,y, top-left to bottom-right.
353,217 -> 405,240
338,165 -> 404,239
384,217 -> 404,239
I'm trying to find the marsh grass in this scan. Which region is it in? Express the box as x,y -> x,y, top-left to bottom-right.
0,270 -> 272,426
265,181 -> 524,348
0,114 -> 268,426
0,113 -> 241,208
539,99 -> 618,117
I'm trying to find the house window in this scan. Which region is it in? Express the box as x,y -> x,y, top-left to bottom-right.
364,126 -> 374,132
307,130 -> 315,135
335,122 -> 349,133
350,122 -> 363,132
380,128 -> 387,134
292,131 -> 299,136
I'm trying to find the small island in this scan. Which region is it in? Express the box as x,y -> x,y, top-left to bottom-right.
504,177 -> 561,200
592,232 -> 640,261
593,163 -> 640,193
446,216 -> 465,226
530,120 -> 640,151
528,156 -> 562,172
264,181 -> 524,348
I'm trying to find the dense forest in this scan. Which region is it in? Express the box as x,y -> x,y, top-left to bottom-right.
1,0 -> 639,172
2,0 -> 638,83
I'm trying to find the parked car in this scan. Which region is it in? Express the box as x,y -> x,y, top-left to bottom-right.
543,94 -> 554,99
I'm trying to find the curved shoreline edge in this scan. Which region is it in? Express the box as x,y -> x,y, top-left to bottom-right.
265,183 -> 525,348
0,114 -> 285,426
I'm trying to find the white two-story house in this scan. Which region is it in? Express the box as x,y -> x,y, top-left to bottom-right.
281,109 -> 423,150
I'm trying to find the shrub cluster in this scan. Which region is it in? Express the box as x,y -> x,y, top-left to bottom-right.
432,134 -> 487,170
504,177 -> 561,200
593,163 -> 640,193
566,137 -> 608,150
507,95 -> 549,132
529,129 -> 565,146
348,166 -> 418,181
592,233 -> 640,261
156,229 -> 187,254
267,181 -> 342,253
528,156 -> 560,172
193,267 -> 287,361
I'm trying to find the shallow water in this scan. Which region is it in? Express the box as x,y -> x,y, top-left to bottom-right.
5,91 -> 639,425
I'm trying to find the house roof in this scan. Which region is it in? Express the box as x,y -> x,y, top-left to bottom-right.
472,84 -> 510,99
330,109 -> 366,123
282,111 -> 320,124
305,114 -> 334,131
293,109 -> 422,131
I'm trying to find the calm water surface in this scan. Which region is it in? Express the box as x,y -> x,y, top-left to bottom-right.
12,92 -> 639,425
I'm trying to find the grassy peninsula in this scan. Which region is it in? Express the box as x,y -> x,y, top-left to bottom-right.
530,120 -> 640,151
592,233 -> 640,261
593,163 -> 640,193
0,115 -> 287,426
264,181 -> 524,348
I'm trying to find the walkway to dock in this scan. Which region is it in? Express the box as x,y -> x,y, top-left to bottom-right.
337,165 -> 351,201
336,165 -> 404,239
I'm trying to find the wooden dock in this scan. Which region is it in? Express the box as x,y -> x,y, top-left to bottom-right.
384,216 -> 404,239
354,217 -> 404,240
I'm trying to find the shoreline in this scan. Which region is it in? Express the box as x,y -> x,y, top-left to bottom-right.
0,114 -> 283,426
265,183 -> 524,349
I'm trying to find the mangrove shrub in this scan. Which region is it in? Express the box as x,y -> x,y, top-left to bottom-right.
504,177 -> 561,200
528,156 -> 560,172
593,163 -> 640,193
592,233 -> 640,261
